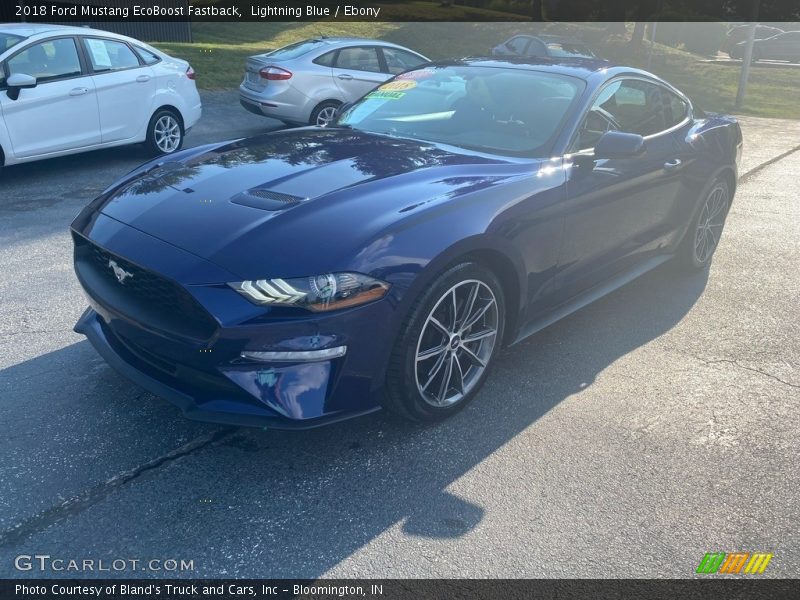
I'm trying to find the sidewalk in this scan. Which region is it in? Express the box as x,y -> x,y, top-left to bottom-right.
736,115 -> 800,177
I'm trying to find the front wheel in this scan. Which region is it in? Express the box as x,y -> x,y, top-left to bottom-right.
676,178 -> 730,271
385,263 -> 505,422
145,109 -> 184,156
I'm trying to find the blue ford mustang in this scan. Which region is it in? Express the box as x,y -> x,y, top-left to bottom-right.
71,58 -> 742,428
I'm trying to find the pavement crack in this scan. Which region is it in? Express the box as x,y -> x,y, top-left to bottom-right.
0,428 -> 236,548
740,143 -> 800,184
688,354 -> 799,390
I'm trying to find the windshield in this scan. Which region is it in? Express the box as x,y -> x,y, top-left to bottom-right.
546,43 -> 595,58
1,33 -> 25,52
337,65 -> 585,156
265,39 -> 325,60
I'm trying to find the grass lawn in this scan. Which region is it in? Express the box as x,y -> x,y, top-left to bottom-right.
154,15 -> 800,119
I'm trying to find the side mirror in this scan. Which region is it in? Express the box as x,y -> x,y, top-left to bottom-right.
594,131 -> 645,159
6,73 -> 37,100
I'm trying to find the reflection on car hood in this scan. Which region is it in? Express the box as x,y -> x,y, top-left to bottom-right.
99,128 -> 525,278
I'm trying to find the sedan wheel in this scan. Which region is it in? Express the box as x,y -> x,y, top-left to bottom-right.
145,109 -> 184,156
310,101 -> 341,127
385,263 -> 505,421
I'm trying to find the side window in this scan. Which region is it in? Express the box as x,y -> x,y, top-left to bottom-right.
573,79 -> 673,151
313,50 -> 336,67
381,47 -> 426,74
506,37 -> 529,54
334,47 -> 381,73
7,38 -> 82,83
662,89 -> 688,129
84,38 -> 140,73
595,79 -> 667,137
133,46 -> 160,65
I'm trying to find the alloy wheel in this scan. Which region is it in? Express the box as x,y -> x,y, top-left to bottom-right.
694,184 -> 728,264
154,115 -> 181,153
414,279 -> 499,408
316,106 -> 338,126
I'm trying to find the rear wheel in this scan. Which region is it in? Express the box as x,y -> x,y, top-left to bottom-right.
676,178 -> 730,271
385,262 -> 505,422
145,109 -> 184,156
310,101 -> 341,126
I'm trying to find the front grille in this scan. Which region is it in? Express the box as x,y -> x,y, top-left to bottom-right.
74,235 -> 218,341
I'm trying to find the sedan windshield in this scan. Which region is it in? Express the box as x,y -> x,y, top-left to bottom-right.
337,65 -> 584,156
1,33 -> 25,51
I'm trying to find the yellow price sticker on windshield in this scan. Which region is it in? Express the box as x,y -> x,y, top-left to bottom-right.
378,80 -> 417,91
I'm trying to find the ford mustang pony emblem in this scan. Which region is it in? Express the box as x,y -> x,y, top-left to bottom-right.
108,259 -> 133,284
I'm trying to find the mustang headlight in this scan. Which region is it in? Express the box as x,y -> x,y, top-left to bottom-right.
228,273 -> 390,312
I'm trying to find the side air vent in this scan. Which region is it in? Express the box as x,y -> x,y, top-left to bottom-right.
231,188 -> 307,211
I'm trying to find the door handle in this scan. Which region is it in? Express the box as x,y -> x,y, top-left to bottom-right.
337,74 -> 354,80
69,87 -> 89,96
136,75 -> 151,83
663,158 -> 682,170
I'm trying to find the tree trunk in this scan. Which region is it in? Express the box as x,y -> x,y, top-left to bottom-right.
531,0 -> 543,21
630,22 -> 646,48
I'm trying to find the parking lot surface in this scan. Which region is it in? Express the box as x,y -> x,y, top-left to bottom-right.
0,94 -> 798,577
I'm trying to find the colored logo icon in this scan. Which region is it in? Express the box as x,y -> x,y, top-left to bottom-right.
696,552 -> 773,574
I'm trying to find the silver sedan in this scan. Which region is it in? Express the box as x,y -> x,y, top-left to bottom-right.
239,37 -> 429,126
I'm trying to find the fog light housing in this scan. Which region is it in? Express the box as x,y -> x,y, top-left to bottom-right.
241,346 -> 347,363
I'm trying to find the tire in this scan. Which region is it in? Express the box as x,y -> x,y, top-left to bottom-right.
675,178 -> 731,272
309,101 -> 341,127
145,109 -> 184,156
385,262 -> 506,422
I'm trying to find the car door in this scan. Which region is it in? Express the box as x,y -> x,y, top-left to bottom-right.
82,36 -> 155,143
558,78 -> 684,298
0,36 -> 100,158
331,46 -> 389,101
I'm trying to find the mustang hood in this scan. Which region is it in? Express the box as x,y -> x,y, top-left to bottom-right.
97,128 -> 528,278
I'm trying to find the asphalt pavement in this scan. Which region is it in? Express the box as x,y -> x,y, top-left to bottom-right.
0,93 -> 798,578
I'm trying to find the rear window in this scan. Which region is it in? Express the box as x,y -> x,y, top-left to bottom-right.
133,45 -> 160,65
1,33 -> 24,51
313,50 -> 336,67
266,40 -> 325,61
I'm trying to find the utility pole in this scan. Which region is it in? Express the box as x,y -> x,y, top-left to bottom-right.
735,0 -> 761,110
735,22 -> 757,109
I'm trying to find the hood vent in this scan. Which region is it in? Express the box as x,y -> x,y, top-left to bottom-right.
231,188 -> 307,211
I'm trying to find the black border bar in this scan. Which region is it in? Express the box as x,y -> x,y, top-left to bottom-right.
2,0 -> 799,22
2,579 -> 799,600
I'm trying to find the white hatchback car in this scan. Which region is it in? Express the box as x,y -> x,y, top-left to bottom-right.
0,23 -> 201,168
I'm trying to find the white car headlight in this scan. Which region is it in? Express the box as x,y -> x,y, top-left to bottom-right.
228,273 -> 390,312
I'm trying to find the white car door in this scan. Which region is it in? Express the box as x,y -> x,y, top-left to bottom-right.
82,37 -> 155,143
0,36 -> 100,158
331,46 -> 389,101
